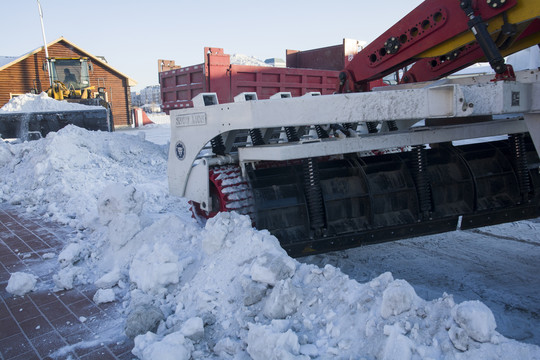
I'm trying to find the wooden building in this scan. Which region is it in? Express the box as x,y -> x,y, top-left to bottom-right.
0,37 -> 136,128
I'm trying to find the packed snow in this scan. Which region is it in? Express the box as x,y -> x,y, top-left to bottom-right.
0,92 -> 103,113
1,123 -> 539,359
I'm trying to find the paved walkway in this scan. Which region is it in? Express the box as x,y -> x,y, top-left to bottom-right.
0,206 -> 133,359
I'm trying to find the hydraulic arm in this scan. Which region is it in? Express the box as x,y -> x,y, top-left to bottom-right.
339,0 -> 540,90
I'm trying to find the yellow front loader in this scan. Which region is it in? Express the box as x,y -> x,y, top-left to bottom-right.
0,57 -> 113,141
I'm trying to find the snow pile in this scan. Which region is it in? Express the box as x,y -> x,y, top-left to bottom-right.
146,113 -> 170,125
1,126 -> 539,359
6,272 -> 38,296
230,53 -> 270,67
452,301 -> 497,345
0,92 -> 102,113
128,212 -> 538,359
0,125 -> 170,227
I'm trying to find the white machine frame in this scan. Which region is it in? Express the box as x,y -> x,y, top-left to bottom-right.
168,70 -> 540,213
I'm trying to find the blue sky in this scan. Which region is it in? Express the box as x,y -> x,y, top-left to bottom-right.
1,0 -> 423,91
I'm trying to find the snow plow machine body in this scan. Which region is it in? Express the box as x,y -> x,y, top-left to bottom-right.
0,57 -> 113,141
168,0 -> 540,257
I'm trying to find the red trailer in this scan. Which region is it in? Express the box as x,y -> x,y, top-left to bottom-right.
159,40 -> 367,113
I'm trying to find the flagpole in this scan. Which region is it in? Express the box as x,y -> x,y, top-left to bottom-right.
37,0 -> 52,87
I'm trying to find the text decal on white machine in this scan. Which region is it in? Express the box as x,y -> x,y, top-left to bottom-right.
174,113 -> 207,127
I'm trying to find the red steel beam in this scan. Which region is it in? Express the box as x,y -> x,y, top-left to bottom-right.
344,0 -> 517,88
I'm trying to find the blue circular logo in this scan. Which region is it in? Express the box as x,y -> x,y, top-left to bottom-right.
175,141 -> 186,160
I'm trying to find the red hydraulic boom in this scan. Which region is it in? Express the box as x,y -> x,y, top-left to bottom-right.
339,0 -> 540,91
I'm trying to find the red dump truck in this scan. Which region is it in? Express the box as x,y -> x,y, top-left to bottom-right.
158,39 -> 384,113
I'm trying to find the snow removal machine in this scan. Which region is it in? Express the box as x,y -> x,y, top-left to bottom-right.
167,0 -> 540,256
0,57 -> 113,141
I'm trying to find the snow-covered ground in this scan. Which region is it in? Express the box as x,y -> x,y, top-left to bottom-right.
1,98 -> 539,358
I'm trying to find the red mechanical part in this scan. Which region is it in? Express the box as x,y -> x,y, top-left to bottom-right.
401,43 -> 485,83
492,64 -> 516,81
400,43 -> 523,84
190,165 -> 254,220
344,0 -> 516,87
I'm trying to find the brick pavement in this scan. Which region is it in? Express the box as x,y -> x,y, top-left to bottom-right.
0,206 -> 134,360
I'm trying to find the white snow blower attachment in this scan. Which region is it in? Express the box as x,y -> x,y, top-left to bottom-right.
168,78 -> 540,256
167,0 -> 540,256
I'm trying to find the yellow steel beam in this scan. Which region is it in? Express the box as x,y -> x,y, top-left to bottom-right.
419,1 -> 540,58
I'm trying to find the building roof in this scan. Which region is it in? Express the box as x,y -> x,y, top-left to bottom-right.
0,37 -> 137,87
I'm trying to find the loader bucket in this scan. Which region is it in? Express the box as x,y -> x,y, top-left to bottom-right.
0,108 -> 112,141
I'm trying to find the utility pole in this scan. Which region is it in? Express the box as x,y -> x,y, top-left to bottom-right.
37,0 -> 52,87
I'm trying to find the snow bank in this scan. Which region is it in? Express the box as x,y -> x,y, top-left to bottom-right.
0,125 -> 170,227
0,92 -> 102,113
1,126 -> 539,359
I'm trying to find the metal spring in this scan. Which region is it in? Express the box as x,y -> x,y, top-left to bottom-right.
315,125 -> 329,139
387,120 -> 398,131
366,121 -> 378,133
413,145 -> 432,216
510,133 -> 531,202
303,157 -> 325,231
343,123 -> 356,136
210,135 -> 226,156
285,126 -> 300,142
249,129 -> 265,146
